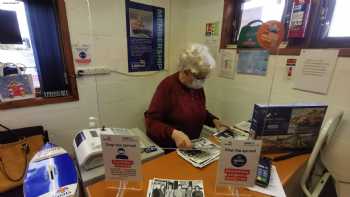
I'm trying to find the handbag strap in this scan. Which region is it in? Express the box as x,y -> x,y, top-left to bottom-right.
0,123 -> 22,142
246,20 -> 263,27
0,143 -> 29,182
0,123 -> 10,131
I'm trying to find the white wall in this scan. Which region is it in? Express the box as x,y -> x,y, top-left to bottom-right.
172,0 -> 274,124
0,0 -> 171,153
175,1 -> 350,195
176,0 -> 350,129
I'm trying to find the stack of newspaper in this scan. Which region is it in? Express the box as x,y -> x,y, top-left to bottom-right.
176,137 -> 221,168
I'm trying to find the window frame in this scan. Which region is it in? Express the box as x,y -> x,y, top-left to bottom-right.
0,0 -> 78,110
220,0 -> 350,57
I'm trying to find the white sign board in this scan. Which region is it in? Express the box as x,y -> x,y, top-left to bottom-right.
294,49 -> 339,94
101,134 -> 142,181
216,140 -> 262,187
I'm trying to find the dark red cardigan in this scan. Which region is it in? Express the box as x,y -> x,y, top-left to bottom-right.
144,72 -> 217,148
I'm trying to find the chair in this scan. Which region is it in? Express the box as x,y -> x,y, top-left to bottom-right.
300,111 -> 344,197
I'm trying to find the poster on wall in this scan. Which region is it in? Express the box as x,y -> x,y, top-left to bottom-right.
218,49 -> 236,79
237,50 -> 269,76
205,21 -> 220,61
73,44 -> 91,65
205,21 -> 219,40
126,0 -> 165,72
294,49 -> 339,94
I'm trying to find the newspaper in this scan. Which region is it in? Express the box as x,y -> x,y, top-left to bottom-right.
234,121 -> 251,132
176,137 -> 220,168
213,129 -> 250,142
147,178 -> 205,197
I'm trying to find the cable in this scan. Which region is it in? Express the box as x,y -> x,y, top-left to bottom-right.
109,69 -> 169,77
0,123 -> 10,131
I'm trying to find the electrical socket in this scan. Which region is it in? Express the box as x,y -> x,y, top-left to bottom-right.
76,66 -> 111,76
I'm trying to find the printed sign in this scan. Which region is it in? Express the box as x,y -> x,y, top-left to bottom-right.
216,140 -> 262,187
0,74 -> 35,102
126,1 -> 165,72
101,134 -> 142,181
74,44 -> 91,65
219,49 -> 236,79
205,22 -> 219,37
286,58 -> 297,66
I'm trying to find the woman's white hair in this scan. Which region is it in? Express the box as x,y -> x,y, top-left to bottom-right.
178,44 -> 216,76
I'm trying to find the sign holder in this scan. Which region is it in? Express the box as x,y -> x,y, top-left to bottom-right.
105,179 -> 143,196
214,184 -> 243,196
214,140 -> 262,196
100,134 -> 144,194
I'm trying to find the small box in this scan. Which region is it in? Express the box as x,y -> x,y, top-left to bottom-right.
250,103 -> 328,152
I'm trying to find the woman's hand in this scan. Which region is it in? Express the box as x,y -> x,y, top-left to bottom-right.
213,119 -> 230,131
171,129 -> 192,148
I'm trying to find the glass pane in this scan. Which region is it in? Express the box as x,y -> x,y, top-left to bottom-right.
239,0 -> 286,34
0,0 -> 40,88
328,0 -> 350,37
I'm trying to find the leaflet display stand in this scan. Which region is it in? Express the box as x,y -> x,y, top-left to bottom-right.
100,134 -> 144,196
215,184 -> 240,196
214,140 -> 262,197
214,183 -> 254,197
105,179 -> 143,196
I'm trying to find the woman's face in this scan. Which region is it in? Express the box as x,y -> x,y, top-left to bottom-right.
182,70 -> 208,89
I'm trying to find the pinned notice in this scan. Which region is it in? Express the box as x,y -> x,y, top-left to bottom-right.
219,49 -> 236,79
294,49 -> 339,94
216,140 -> 262,187
74,44 -> 91,65
101,134 -> 142,181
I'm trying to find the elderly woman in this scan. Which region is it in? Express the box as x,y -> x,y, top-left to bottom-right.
144,44 -> 225,149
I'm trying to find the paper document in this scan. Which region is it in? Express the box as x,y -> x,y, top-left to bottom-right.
294,49 -> 339,94
219,49 -> 236,79
247,166 -> 286,197
234,121 -> 251,132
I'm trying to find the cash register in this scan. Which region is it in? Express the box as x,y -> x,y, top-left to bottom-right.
73,127 -> 164,186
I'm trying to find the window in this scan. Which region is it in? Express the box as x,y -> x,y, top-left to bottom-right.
239,0 -> 286,36
221,0 -> 289,48
221,0 -> 350,55
0,1 -> 39,88
0,0 -> 78,109
328,0 -> 350,37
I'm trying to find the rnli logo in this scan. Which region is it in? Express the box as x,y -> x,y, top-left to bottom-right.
55,187 -> 72,197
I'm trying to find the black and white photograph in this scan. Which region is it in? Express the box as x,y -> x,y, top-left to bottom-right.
176,137 -> 221,168
147,178 -> 205,197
